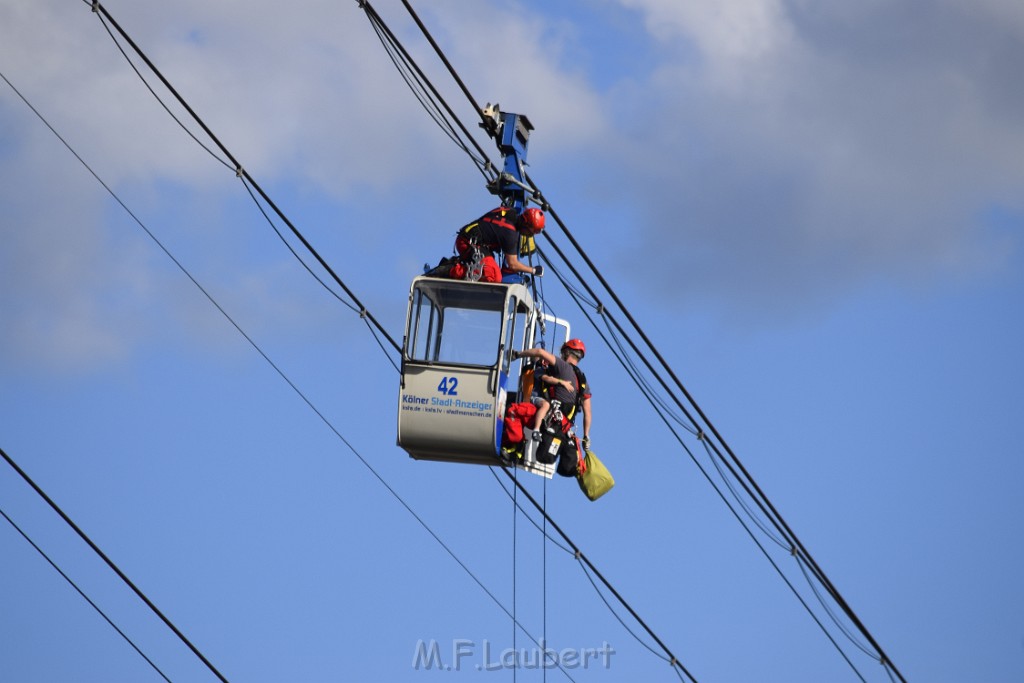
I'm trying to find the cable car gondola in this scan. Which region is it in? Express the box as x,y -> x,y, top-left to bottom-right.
397,275 -> 569,477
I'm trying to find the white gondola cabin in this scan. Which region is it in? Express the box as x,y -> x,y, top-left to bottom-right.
397,275 -> 566,477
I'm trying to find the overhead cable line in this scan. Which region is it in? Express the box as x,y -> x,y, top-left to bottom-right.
374,1 -> 903,679
498,466 -> 700,683
85,1 -> 402,357
0,444 -> 230,683
362,3 -> 493,181
533,189 -> 901,681
0,503 -> 174,683
541,249 -> 868,680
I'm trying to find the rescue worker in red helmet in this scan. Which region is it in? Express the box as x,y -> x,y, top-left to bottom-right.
512,338 -> 592,450
450,206 -> 545,282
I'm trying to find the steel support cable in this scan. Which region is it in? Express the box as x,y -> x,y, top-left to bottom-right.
498,467 -> 700,683
543,219 -> 881,681
544,237 -> 810,556
488,469 -> 573,556
530,188 -> 906,682
362,8 -> 491,178
389,0 -> 487,128
542,475 -> 548,683
238,177 -> 358,314
0,503 -> 174,683
87,2 -> 401,356
359,2 -> 496,180
512,467 -> 520,682
0,446 -> 231,683
385,0 -> 554,212
536,197 -> 799,519
89,4 -> 231,172
537,252 -> 788,546
576,559 -> 685,682
243,174 -> 403,372
795,553 -> 878,660
543,247 -> 869,680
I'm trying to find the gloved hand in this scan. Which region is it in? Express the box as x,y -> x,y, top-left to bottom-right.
582,436 -> 591,450
511,350 -> 521,360
533,265 -> 544,277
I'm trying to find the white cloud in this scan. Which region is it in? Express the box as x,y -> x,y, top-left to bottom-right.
604,0 -> 1024,319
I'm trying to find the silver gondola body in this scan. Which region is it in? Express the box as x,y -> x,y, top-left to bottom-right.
398,276 -> 536,467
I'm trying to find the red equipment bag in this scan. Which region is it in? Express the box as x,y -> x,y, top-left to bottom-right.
502,402 -> 538,445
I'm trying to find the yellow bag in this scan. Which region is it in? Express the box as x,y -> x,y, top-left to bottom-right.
577,448 -> 614,501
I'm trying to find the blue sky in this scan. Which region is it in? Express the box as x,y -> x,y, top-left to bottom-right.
2,1 -> 1023,681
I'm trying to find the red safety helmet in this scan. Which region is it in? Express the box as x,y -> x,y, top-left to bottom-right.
561,338 -> 586,359
519,208 -> 545,235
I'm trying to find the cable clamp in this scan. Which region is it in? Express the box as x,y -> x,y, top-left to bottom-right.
790,545 -> 798,557
574,550 -> 581,560
596,303 -> 605,315
669,657 -> 677,667
235,165 -> 244,179
359,308 -> 368,319
696,429 -> 704,441
91,0 -> 100,12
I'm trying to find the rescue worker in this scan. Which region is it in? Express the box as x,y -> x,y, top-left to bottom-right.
451,206 -> 546,282
512,339 -> 592,450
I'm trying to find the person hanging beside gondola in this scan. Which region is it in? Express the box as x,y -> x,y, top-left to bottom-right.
447,206 -> 546,282
512,339 -> 592,475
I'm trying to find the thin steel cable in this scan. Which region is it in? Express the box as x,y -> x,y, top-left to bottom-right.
544,249 -> 868,676
512,465 -> 518,683
359,2 -> 494,180
488,469 -> 573,555
534,202 -> 895,675
363,15 -> 491,178
92,9 -> 232,171
0,504 -> 174,683
575,557 -> 683,679
795,553 -> 877,660
499,467 -> 700,683
543,475 -> 548,683
532,186 -> 906,681
239,178 -> 359,314
87,1 -> 402,356
0,446 -> 231,683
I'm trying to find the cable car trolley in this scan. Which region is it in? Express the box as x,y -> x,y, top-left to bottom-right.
397,107 -> 573,477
